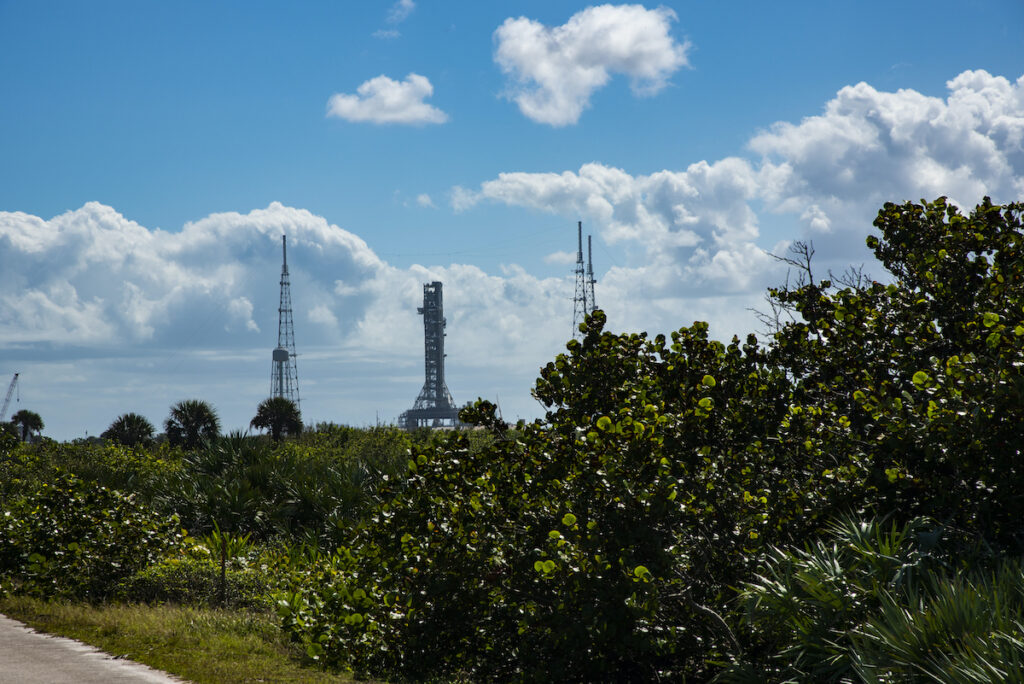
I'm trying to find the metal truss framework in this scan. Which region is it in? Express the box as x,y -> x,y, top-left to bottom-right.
399,281 -> 460,429
270,235 -> 300,406
573,221 -> 597,339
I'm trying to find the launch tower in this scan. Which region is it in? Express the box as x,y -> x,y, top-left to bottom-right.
270,235 -> 300,406
398,281 -> 460,429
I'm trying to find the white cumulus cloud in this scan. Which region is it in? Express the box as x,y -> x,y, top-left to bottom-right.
327,73 -> 448,125
458,69 -> 1024,291
387,0 -> 415,24
0,202 -> 385,348
493,4 -> 690,125
544,250 -> 577,265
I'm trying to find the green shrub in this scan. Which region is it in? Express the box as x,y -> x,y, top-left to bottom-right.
719,515 -> 945,681
719,516 -> 1024,683
118,553 -> 274,610
275,198 -> 1024,682
853,560 -> 1024,682
274,318 -> 837,681
0,472 -> 182,600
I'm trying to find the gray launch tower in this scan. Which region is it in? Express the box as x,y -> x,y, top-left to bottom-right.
270,235 -> 300,406
398,281 -> 460,429
572,221 -> 597,338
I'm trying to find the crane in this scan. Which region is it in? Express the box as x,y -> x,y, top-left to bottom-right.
1,373 -> 19,421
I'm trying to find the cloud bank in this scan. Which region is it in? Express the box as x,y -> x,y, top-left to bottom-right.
458,70 -> 1024,293
327,73 -> 448,125
3,70 -> 1023,438
494,4 -> 690,125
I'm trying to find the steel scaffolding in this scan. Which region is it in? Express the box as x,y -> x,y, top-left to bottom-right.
399,281 -> 460,429
270,235 -> 300,406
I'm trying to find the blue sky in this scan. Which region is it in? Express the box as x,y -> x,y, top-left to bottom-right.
2,1 -> 1023,440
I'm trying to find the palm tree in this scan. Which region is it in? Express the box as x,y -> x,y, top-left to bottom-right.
11,409 -> 43,442
102,412 -> 155,447
165,399 -> 220,449
250,397 -> 302,441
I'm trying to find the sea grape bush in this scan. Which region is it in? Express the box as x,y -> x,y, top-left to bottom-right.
276,198 -> 1024,681
769,197 -> 1024,549
0,472 -> 182,600
275,318 -> 874,680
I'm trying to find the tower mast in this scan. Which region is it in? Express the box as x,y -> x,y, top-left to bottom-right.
572,221 -> 588,339
586,234 -> 597,314
270,235 -> 300,406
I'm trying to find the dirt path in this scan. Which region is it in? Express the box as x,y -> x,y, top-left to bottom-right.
0,613 -> 187,683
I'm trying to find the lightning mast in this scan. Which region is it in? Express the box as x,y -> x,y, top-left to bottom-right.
586,234 -> 597,313
572,221 -> 588,339
270,236 -> 300,406
572,222 -> 599,338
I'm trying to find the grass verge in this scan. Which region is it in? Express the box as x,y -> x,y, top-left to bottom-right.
0,596 -> 359,683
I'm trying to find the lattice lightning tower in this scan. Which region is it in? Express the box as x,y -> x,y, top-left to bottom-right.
572,221 -> 588,338
572,222 -> 597,338
587,234 -> 597,313
270,235 -> 300,406
398,281 -> 460,429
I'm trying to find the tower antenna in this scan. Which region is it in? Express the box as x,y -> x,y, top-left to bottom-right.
586,234 -> 597,314
270,235 -> 300,406
399,281 -> 460,429
572,221 -> 588,339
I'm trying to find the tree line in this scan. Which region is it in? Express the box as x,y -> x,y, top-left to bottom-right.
5,396 -> 304,448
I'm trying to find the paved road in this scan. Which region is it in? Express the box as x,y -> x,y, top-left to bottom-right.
0,613 -> 187,683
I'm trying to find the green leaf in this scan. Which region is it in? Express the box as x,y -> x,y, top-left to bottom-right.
596,416 -> 612,431
701,374 -> 717,387
561,513 -> 577,526
912,371 -> 930,388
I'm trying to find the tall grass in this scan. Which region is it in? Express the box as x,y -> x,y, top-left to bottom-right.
0,595 -> 362,683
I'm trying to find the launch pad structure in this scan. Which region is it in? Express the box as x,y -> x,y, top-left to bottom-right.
399,281 -> 461,429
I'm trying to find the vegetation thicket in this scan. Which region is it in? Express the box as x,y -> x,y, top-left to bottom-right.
1,197 -> 1023,681
274,197 -> 1024,681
